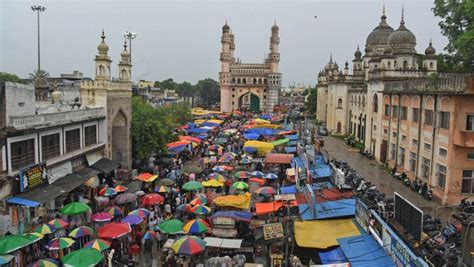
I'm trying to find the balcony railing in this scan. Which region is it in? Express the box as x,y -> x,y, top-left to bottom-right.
9,108 -> 105,130
383,74 -> 469,93
453,130 -> 474,147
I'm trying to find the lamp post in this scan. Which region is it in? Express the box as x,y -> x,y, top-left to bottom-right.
123,31 -> 137,64
31,5 -> 46,72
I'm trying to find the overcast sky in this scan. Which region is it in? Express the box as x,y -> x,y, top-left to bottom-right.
1,0 -> 446,86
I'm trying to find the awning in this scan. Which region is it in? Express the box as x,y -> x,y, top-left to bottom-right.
255,201 -> 297,216
337,234 -> 395,267
91,158 -> 119,173
311,164 -> 332,178
319,247 -> 348,264
212,211 -> 253,222
264,153 -> 293,164
287,134 -> 300,140
6,197 -> 41,207
213,193 -> 251,209
294,219 -> 360,249
315,199 -> 356,219
280,185 -> 297,194
285,146 -> 297,153
203,238 -> 243,249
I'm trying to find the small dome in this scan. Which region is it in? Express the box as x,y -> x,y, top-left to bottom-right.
272,24 -> 279,32
98,31 -> 109,54
365,14 -> 395,55
121,41 -> 130,59
388,19 -> 416,54
354,46 -> 362,59
324,55 -> 334,71
383,45 -> 393,55
425,41 -> 436,56
222,23 -> 230,32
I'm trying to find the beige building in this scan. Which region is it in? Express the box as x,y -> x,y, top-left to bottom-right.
219,22 -> 281,113
138,80 -> 154,88
315,8 -> 474,205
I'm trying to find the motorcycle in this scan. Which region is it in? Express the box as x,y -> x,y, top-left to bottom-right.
419,183 -> 434,200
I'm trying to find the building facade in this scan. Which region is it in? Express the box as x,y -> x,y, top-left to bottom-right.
219,22 -> 281,113
315,8 -> 474,205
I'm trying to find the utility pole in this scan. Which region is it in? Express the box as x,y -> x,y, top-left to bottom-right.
123,31 -> 137,64
31,5 -> 46,72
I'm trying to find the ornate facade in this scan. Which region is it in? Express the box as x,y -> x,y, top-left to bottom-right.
219,22 -> 281,113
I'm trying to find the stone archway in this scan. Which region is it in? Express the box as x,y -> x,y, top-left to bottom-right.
238,92 -> 260,112
111,109 -> 128,167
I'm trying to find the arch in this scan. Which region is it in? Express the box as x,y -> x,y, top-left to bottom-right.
358,95 -> 361,106
238,92 -> 260,112
403,60 -> 408,69
429,62 -> 434,69
372,94 -> 379,113
243,78 -> 246,84
387,61 -> 391,69
402,95 -> 411,106
425,96 -> 434,109
258,78 -> 262,84
98,65 -> 105,76
264,79 -> 267,84
237,78 -> 241,84
440,97 -> 452,112
121,69 -> 128,80
412,96 -> 420,107
337,98 -> 343,108
392,95 -> 399,105
253,78 -> 257,84
112,109 -> 128,166
337,122 -> 342,133
362,96 -> 366,107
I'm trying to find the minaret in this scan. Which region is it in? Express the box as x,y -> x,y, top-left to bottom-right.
220,21 -> 232,73
118,39 -> 132,82
219,21 -> 232,112
229,30 -> 236,62
95,30 -> 112,81
269,21 -> 280,72
353,45 -> 363,76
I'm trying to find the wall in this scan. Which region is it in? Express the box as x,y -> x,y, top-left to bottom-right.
4,82 -> 36,126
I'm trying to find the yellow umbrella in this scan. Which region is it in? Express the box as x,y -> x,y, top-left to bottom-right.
201,180 -> 224,187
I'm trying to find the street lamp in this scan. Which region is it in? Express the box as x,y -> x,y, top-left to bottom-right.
31,5 -> 46,72
123,31 -> 137,64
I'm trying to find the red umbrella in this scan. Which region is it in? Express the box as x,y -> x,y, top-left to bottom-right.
91,212 -> 113,222
141,193 -> 164,206
98,222 -> 131,239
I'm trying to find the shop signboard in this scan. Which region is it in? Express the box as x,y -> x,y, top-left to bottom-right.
271,254 -> 284,267
19,162 -> 47,192
263,223 -> 284,240
354,199 -> 370,230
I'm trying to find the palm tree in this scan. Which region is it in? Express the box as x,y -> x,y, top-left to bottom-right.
29,69 -> 50,80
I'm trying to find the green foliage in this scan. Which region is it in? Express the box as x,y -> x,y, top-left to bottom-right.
305,87 -> 317,115
433,0 -> 474,72
176,82 -> 194,97
0,72 -> 26,84
29,69 -> 50,80
160,78 -> 177,91
194,78 -> 220,107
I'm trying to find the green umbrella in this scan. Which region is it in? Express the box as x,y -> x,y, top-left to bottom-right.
183,181 -> 204,191
61,248 -> 104,267
156,178 -> 175,186
60,202 -> 91,215
272,138 -> 290,146
0,235 -> 33,254
232,181 -> 249,190
158,219 -> 184,234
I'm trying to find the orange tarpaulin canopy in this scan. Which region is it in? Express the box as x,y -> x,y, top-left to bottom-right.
265,153 -> 294,165
180,136 -> 201,144
255,200 -> 297,216
167,140 -> 190,147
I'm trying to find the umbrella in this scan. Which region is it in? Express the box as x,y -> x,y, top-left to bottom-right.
154,185 -> 171,193
170,236 -> 206,256
265,173 -> 278,179
68,226 -> 94,238
158,219 -> 184,234
218,155 -> 233,163
189,195 -> 207,206
251,171 -> 264,178
84,239 -> 110,252
157,178 -> 175,186
145,175 -> 159,182
212,166 -> 225,172
0,234 -> 33,254
114,184 -> 128,193
48,219 -> 69,229
255,186 -> 277,195
182,219 -> 211,234
106,206 -> 123,217
239,158 -> 252,164
209,144 -> 222,151
182,181 -> 203,191
115,193 -> 137,205
208,173 -> 226,182
142,193 -> 165,205
98,222 -> 131,239
33,259 -> 60,267
243,146 -> 257,153
176,204 -> 193,212
99,187 -> 117,197
61,248 -> 104,267
0,255 -> 14,265
60,202 -> 91,215
48,237 -> 75,250
234,171 -> 251,179
91,212 -> 113,222
24,232 -> 44,243
121,215 -> 143,226
201,180 -> 224,187
191,205 -> 212,215
232,181 -> 249,190
143,231 -> 157,240
136,172 -> 153,182
135,190 -> 146,196
35,224 -> 56,235
128,208 -> 151,218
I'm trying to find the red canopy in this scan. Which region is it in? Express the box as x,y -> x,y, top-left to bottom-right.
180,136 -> 201,144
98,222 -> 131,239
141,193 -> 165,205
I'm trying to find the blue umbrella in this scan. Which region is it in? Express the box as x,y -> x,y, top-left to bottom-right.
243,146 -> 257,153
121,215 -> 143,226
251,171 -> 264,178
265,173 -> 278,179
212,166 -> 225,172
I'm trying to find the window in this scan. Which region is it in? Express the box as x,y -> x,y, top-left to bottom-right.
422,157 -> 431,179
399,147 -> 406,167
439,112 -> 450,129
462,170 -> 474,194
467,114 -> 474,131
439,148 -> 447,158
10,139 -> 35,171
390,143 -> 396,160
437,164 -> 447,189
468,152 -> 474,160
412,139 -> 418,146
409,152 -> 417,172
41,133 -> 60,160
402,135 -> 407,141
392,106 -> 399,118
412,108 -> 420,122
424,143 -> 432,150
337,98 -> 343,108
400,107 -> 408,120
84,125 -> 97,146
373,95 -> 378,113
65,129 -> 81,153
392,132 -> 397,138
425,110 -> 434,126
384,105 -> 390,116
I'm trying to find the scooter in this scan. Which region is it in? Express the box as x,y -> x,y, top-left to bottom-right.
402,176 -> 411,187
411,179 -> 421,192
419,183 -> 434,200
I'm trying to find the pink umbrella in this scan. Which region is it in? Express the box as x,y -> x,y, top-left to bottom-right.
91,212 -> 112,222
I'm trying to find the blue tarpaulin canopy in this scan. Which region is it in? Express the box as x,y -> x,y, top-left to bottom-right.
289,140 -> 299,146
168,145 -> 188,153
196,133 -> 208,139
260,114 -> 272,120
243,133 -> 261,140
287,134 -> 300,140
212,211 -> 253,222
200,122 -> 219,127
337,234 -> 395,267
243,146 -> 257,153
319,247 -> 348,264
245,128 -> 275,136
285,147 -> 297,153
292,157 -> 305,168
311,164 -> 332,178
7,197 -> 41,207
315,199 -> 356,219
187,128 -> 209,134
280,185 -> 297,194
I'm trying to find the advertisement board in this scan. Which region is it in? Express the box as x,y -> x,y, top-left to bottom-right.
19,162 -> 47,192
394,192 -> 423,241
263,223 -> 284,240
354,199 -> 370,230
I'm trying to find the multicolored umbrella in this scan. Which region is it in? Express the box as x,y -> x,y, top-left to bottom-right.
24,232 -> 44,243
106,206 -> 123,217
143,231 -> 157,240
251,171 -> 264,178
232,181 -> 249,190
48,237 -> 75,250
239,158 -> 252,164
61,248 -> 104,266
157,219 -> 184,234
182,181 -> 204,191
98,222 -> 131,239
218,155 -> 233,163
154,185 -> 171,193
255,186 -> 277,195
189,195 -> 207,206
0,234 -> 33,254
141,193 -> 165,205
212,166 -> 225,172
191,205 -> 212,215
68,226 -> 94,238
91,212 -> 113,222
208,173 -> 226,182
182,219 -> 211,234
121,215 -> 143,226
128,208 -> 151,218
33,258 -> 60,267
84,239 -> 110,252
99,187 -> 117,197
136,172 -> 153,182
60,202 -> 91,215
176,204 -> 192,213
48,219 -> 69,229
114,184 -> 128,193
34,224 -> 56,235
115,193 -> 137,205
170,236 -> 207,256
156,178 -> 175,186
209,144 -> 222,151
234,171 -> 252,179
264,173 -> 278,179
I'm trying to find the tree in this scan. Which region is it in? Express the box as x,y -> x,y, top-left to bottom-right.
159,78 -> 177,91
176,81 -> 194,97
433,0 -> 474,72
29,69 -> 50,80
194,78 -> 219,107
0,72 -> 26,84
305,87 -> 317,116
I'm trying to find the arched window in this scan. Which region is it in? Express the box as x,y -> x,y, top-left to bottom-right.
358,96 -> 361,107
373,94 -> 378,113
253,79 -> 257,84
243,78 -> 246,84
98,65 -> 105,76
337,98 -> 343,108
258,78 -> 262,84
387,62 -> 391,69
264,79 -> 267,84
237,78 -> 241,84
121,69 -> 128,80
362,96 -> 366,107
403,61 -> 408,69
429,62 -> 434,69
